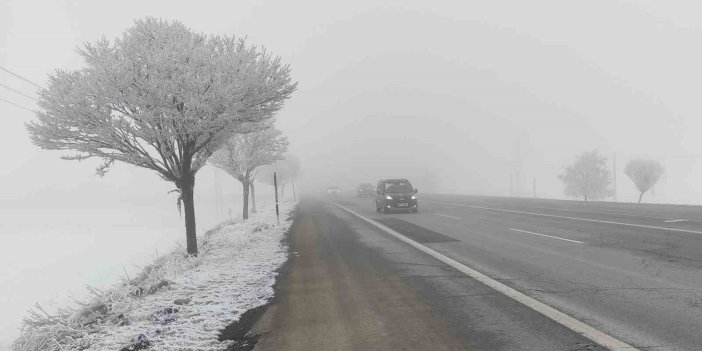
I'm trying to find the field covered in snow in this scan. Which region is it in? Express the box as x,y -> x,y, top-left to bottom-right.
10,201 -> 295,351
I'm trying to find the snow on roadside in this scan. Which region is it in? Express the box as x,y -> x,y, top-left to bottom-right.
12,201 -> 295,351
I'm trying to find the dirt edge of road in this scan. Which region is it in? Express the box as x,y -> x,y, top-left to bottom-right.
219,210 -> 297,351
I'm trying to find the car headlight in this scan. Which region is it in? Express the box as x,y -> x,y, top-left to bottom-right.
411,195 -> 417,200
385,195 -> 393,200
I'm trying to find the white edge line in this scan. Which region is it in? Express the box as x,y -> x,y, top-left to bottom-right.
435,213 -> 461,220
333,202 -> 639,351
510,228 -> 585,244
424,200 -> 702,235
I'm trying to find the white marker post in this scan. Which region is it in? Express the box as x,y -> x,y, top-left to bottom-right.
274,172 -> 280,224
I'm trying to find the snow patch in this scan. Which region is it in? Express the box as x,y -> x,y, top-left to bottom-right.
11,202 -> 295,351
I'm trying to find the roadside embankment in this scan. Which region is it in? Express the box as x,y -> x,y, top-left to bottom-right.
10,201 -> 296,351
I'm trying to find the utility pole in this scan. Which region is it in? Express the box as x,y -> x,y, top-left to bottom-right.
515,141 -> 522,197
612,153 -> 618,202
213,168 -> 223,219
533,177 -> 536,198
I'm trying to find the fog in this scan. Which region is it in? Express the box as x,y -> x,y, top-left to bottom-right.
2,0 -> 702,347
277,2 -> 702,203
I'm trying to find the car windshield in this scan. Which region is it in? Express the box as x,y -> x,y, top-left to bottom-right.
359,184 -> 373,190
384,181 -> 413,193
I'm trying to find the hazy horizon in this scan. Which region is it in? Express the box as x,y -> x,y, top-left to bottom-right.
4,0 -> 702,347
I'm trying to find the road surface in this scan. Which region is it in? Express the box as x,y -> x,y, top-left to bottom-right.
251,195 -> 702,350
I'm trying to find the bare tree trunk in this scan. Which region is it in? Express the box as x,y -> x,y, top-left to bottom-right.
250,182 -> 257,214
242,180 -> 250,220
182,173 -> 198,256
638,192 -> 644,203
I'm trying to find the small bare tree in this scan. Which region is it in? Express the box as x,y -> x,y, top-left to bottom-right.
625,158 -> 665,203
26,18 -> 296,255
559,150 -> 611,201
209,127 -> 289,219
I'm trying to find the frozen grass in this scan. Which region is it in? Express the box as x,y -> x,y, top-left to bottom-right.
11,201 -> 295,351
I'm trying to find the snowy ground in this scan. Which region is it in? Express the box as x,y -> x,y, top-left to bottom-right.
11,201 -> 295,351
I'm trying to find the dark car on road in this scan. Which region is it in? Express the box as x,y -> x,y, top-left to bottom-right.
357,183 -> 375,197
375,178 -> 418,213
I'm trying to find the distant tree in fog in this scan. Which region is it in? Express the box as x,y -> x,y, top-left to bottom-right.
26,18 -> 296,255
258,154 -> 300,198
209,127 -> 289,219
559,150 -> 611,201
625,158 -> 664,203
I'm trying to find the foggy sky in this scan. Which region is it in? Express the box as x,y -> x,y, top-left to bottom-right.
2,0 -> 702,208
5,1 -> 702,345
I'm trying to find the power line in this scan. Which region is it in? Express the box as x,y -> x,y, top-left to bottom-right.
0,97 -> 35,113
0,66 -> 43,89
616,152 -> 702,160
660,154 -> 702,159
0,82 -> 37,101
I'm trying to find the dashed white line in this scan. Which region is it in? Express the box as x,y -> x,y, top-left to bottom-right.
663,219 -> 689,223
424,200 -> 702,235
333,202 -> 639,351
509,228 -> 585,244
435,213 -> 461,220
473,201 -> 676,221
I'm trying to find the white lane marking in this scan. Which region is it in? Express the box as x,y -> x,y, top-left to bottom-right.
509,228 -> 585,244
333,203 -> 638,351
424,200 -> 702,235
435,213 -> 461,220
472,201 -> 675,221
663,219 -> 689,223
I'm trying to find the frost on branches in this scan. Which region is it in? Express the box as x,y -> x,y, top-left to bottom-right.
625,158 -> 665,203
209,127 -> 289,219
26,18 -> 296,255
559,149 -> 612,201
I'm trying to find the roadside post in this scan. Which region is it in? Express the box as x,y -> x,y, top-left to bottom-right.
292,180 -> 297,201
274,172 -> 280,223
612,153 -> 618,202
533,177 -> 536,198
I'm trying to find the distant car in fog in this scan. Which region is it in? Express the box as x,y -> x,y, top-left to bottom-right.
375,178 -> 418,213
326,186 -> 341,195
357,183 -> 375,197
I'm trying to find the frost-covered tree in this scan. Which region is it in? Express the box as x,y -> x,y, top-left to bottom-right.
258,154 -> 300,198
26,18 -> 296,255
559,150 -> 611,201
209,127 -> 289,219
625,158 -> 664,203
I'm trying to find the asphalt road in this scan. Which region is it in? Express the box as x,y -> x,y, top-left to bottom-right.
251,197 -> 626,351
322,194 -> 702,351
